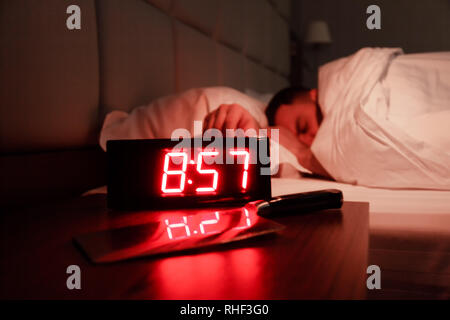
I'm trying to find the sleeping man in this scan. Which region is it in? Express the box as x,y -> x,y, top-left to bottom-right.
202,86 -> 330,178
202,48 -> 450,190
100,48 -> 450,190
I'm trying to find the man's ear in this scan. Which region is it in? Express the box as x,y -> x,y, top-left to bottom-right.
309,89 -> 318,102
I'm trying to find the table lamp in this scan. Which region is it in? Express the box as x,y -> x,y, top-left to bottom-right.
304,20 -> 332,84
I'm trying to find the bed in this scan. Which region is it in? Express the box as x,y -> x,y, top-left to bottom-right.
273,176 -> 450,299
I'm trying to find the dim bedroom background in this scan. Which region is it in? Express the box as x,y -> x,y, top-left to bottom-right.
1,0 -> 450,299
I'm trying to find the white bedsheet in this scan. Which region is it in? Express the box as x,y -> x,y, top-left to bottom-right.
272,177 -> 450,215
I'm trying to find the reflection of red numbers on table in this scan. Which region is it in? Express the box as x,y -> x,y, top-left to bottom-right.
229,150 -> 250,190
165,212 -> 221,240
199,211 -> 220,234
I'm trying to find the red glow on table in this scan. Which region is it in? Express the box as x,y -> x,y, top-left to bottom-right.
153,247 -> 265,299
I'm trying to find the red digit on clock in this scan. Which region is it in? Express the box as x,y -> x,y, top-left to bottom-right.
196,151 -> 219,193
230,149 -> 250,189
161,152 -> 187,193
165,216 -> 190,239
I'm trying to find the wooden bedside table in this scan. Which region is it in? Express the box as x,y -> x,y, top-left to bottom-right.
0,196 -> 369,299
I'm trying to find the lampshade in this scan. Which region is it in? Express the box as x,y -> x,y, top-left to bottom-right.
305,20 -> 332,44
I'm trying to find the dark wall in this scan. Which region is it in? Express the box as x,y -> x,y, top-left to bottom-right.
291,0 -> 450,87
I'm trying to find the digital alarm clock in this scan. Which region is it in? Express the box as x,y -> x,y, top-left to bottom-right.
107,138 -> 272,210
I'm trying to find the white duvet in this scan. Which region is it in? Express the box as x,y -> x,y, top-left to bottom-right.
312,48 -> 450,190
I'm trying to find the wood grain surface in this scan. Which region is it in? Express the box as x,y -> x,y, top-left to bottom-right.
0,195 -> 369,299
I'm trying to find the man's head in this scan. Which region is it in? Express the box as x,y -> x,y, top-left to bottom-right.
266,86 -> 322,147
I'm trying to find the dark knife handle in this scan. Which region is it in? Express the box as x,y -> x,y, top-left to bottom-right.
256,189 -> 343,217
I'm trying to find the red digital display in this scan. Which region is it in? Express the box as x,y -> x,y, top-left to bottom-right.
164,208 -> 251,240
75,206 -> 284,263
107,138 -> 271,210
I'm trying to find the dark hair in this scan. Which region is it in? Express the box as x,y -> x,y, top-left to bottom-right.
265,86 -> 313,126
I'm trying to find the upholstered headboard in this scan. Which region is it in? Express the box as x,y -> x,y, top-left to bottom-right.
0,0 -> 291,205
0,0 -> 291,153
